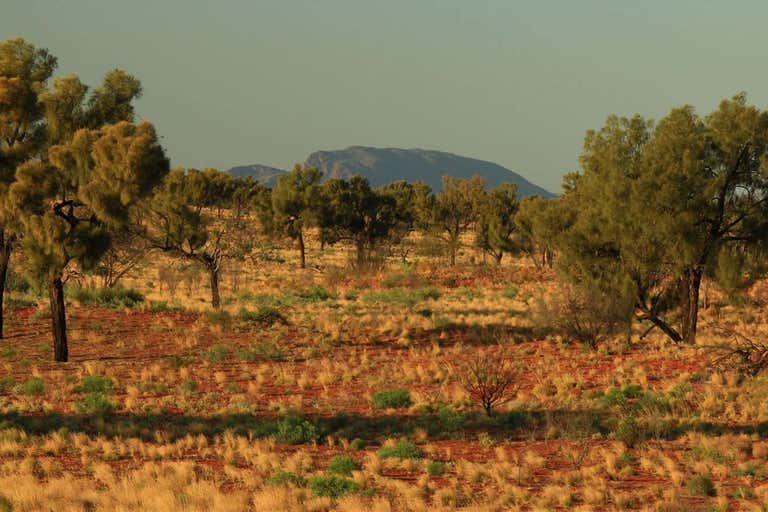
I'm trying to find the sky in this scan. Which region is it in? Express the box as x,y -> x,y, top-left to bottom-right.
3,0 -> 768,192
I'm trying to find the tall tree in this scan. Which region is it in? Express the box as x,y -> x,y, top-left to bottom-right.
557,94 -> 768,343
0,38 -> 57,339
318,175 -> 396,266
10,121 -> 169,361
432,175 -> 486,265
379,180 -> 432,262
475,182 -> 520,264
270,164 -> 322,268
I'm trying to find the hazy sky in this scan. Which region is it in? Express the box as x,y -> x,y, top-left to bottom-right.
3,1 -> 768,191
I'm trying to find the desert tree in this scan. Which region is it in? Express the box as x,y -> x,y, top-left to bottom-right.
318,175 -> 397,266
9,121 -> 169,361
431,175 -> 486,265
475,182 -> 520,264
514,195 -> 565,268
449,350 -> 518,417
378,180 -> 432,262
557,94 -> 768,344
145,168 -> 256,309
0,37 -> 57,338
269,164 -> 322,268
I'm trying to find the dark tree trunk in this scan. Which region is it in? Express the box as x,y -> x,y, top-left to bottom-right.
298,230 -> 306,269
49,274 -> 68,362
209,265 -> 221,309
355,238 -> 366,267
0,234 -> 11,340
680,267 -> 702,344
494,251 -> 503,265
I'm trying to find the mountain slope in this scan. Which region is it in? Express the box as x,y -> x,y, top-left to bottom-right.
228,147 -> 554,196
227,164 -> 286,187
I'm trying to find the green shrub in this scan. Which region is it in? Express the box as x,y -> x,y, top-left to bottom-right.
378,439 -> 422,460
267,470 -> 307,487
308,475 -> 360,498
686,475 -> 716,497
327,455 -> 360,476
206,344 -> 230,363
71,286 -> 144,308
179,379 -> 198,394
16,377 -> 44,396
613,416 -> 640,448
362,288 -> 440,307
426,460 -> 446,476
0,494 -> 11,512
0,377 -> 14,392
236,342 -> 287,362
274,415 -> 321,444
290,286 -> 335,303
149,300 -> 184,312
6,269 -> 30,293
371,389 -> 412,409
501,286 -> 519,299
73,375 -> 113,394
74,392 -> 114,415
350,438 -> 366,450
5,297 -> 36,309
238,307 -> 287,326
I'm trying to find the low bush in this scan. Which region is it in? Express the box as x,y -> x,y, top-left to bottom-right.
267,471 -> 307,487
74,392 -> 114,415
686,475 -> 716,497
426,460 -> 446,476
378,439 -> 422,459
327,455 -> 360,476
236,342 -> 287,362
238,306 -> 287,326
73,375 -> 113,394
371,389 -> 412,409
206,344 -> 230,363
16,377 -> 44,396
363,287 -> 440,307
308,475 -> 360,498
70,286 -> 144,309
274,415 -> 321,444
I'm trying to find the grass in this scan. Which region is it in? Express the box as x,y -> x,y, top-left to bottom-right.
362,287 -> 440,306
377,439 -> 423,459
70,286 -> 144,308
371,389 -> 412,409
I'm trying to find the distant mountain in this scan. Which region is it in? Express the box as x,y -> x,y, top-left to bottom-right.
227,164 -> 286,187
227,146 -> 554,197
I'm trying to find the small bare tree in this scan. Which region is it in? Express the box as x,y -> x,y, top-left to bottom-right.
708,329 -> 768,377
450,351 -> 519,416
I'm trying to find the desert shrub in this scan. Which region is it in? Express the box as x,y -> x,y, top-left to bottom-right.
0,495 -> 11,512
600,384 -> 643,408
501,286 -> 518,299
73,375 -> 113,394
70,286 -> 144,309
236,342 -> 287,362
426,460 -> 446,476
0,377 -> 14,392
179,379 -> 197,394
74,392 -> 114,415
308,475 -> 360,498
533,284 -> 631,348
613,416 -> 640,448
267,471 -> 307,487
450,351 -> 518,416
149,300 -> 184,312
274,415 -> 321,444
378,439 -> 423,459
363,287 -> 440,307
350,438 -> 366,450
238,306 -> 287,326
5,297 -> 36,309
709,330 -> 768,377
686,475 -> 716,497
381,266 -> 423,289
206,344 -> 230,363
327,455 -> 360,476
371,389 -> 412,409
6,269 -> 30,293
15,377 -> 44,396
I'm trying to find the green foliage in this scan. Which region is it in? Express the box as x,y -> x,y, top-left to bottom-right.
74,392 -> 114,415
73,375 -> 113,394
377,439 -> 423,459
613,416 -> 640,448
0,377 -> 14,392
431,175 -> 486,265
308,475 -> 360,498
362,287 -> 440,307
70,286 -> 144,309
0,495 -> 11,512
236,342 -> 287,362
5,270 -> 30,293
686,475 -> 716,497
274,415 -> 321,444
327,455 -> 361,476
475,182 -> 519,263
426,460 -> 446,476
15,377 -> 44,396
350,438 -> 366,450
206,344 -> 230,363
501,286 -> 518,299
371,389 -> 413,409
267,471 -> 307,487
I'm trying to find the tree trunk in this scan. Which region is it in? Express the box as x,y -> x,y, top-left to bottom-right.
680,267 -> 702,344
0,235 -> 11,340
298,230 -> 306,269
49,274 -> 68,362
209,265 -> 221,309
355,238 -> 366,267
494,251 -> 503,265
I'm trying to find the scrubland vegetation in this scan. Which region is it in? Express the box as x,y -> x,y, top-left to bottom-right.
2,37 -> 768,511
